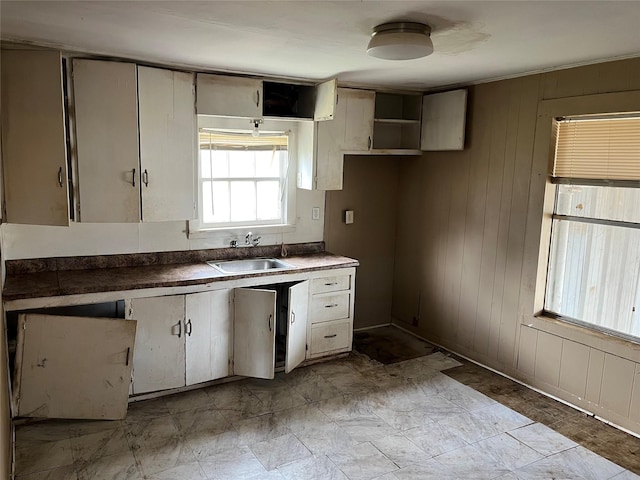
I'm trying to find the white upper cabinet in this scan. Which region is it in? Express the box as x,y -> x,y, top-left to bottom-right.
314,79 -> 338,121
421,89 -> 468,151
1,50 -> 70,226
74,60 -> 197,223
13,313 -> 136,420
196,73 -> 262,118
73,59 -> 141,223
300,87 -> 374,190
138,66 -> 196,222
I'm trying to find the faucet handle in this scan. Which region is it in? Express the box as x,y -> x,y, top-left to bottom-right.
245,232 -> 253,245
252,235 -> 261,246
230,239 -> 238,248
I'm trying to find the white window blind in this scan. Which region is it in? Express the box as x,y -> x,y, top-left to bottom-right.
553,116 -> 640,181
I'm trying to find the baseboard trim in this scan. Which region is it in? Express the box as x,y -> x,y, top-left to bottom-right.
353,323 -> 392,332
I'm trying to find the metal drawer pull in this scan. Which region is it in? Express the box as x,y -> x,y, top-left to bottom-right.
125,347 -> 131,366
143,169 -> 149,187
256,90 -> 260,107
132,168 -> 136,187
324,282 -> 338,286
186,319 -> 192,336
177,320 -> 182,338
57,167 -> 63,187
324,334 -> 337,338
268,314 -> 273,332
291,311 -> 296,324
325,303 -> 339,308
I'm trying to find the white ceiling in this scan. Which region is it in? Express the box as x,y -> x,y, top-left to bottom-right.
2,1 -> 640,91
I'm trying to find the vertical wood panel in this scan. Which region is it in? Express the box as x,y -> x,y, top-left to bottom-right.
600,353 -> 635,417
534,331 -> 563,387
585,348 -> 605,404
473,83 -> 509,356
558,339 -> 589,398
630,364 -> 640,424
498,75 -> 541,367
456,86 -> 491,350
517,325 -> 538,376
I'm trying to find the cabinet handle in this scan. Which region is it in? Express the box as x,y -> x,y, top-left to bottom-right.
143,169 -> 149,187
177,320 -> 182,338
268,314 -> 273,332
57,167 -> 63,187
125,347 -> 131,366
324,282 -> 338,286
324,334 -> 337,339
368,136 -> 372,150
256,89 -> 260,108
132,168 -> 136,187
324,303 -> 338,308
186,319 -> 192,336
291,311 -> 296,325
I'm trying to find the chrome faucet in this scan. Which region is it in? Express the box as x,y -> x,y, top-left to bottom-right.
245,232 -> 261,247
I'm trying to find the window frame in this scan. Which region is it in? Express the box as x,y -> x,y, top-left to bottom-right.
528,91 -> 640,350
189,116 -> 300,235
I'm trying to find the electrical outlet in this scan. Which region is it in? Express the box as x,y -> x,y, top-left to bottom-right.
312,207 -> 320,220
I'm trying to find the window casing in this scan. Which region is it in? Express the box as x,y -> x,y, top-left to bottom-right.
544,115 -> 640,341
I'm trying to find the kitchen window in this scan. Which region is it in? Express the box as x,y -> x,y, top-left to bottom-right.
194,117 -> 297,231
544,115 -> 640,341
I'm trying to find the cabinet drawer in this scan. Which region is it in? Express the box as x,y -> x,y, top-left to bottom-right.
310,275 -> 351,294
310,293 -> 350,322
310,319 -> 351,356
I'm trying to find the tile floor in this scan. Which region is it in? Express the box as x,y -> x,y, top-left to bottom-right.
14,346 -> 640,479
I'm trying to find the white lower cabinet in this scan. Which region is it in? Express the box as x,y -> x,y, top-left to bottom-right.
13,314 -> 136,420
234,281 -> 309,379
306,274 -> 355,359
126,290 -> 232,394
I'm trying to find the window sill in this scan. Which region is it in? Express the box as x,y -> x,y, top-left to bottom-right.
187,222 -> 297,240
528,313 -> 640,363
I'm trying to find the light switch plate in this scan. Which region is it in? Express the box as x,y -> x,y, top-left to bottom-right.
344,210 -> 354,224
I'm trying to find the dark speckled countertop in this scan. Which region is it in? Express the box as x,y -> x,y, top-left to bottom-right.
2,243 -> 359,302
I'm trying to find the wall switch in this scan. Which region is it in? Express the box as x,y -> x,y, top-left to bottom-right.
312,207 -> 320,220
344,210 -> 354,224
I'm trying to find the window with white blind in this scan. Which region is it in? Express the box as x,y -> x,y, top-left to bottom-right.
545,115 -> 640,341
199,129 -> 288,227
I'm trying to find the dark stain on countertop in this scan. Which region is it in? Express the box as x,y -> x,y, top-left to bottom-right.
3,243 -> 359,302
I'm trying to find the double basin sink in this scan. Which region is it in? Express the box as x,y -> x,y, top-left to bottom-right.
207,258 -> 294,275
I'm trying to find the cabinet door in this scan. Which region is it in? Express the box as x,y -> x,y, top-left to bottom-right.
138,66 -> 196,222
73,59 -> 140,222
196,73 -> 262,118
233,288 -> 276,379
13,314 -> 136,420
1,51 -> 69,226
127,296 -> 185,394
185,290 -> 231,386
313,79 -> 337,121
421,89 -> 467,151
285,281 -> 309,373
342,88 -> 375,151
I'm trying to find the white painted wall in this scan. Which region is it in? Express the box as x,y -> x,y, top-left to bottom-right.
0,187 -> 325,260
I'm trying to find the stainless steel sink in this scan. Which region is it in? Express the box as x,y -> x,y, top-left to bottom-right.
207,258 -> 294,274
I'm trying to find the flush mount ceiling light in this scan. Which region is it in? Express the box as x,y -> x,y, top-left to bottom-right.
367,22 -> 433,60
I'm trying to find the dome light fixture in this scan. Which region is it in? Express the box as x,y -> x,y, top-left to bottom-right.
367,21 -> 433,60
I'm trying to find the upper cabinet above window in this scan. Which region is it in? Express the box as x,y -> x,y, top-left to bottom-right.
1,50 -> 70,226
196,73 -> 337,121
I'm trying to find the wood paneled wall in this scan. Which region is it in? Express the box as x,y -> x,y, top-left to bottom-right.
391,57 -> 640,434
